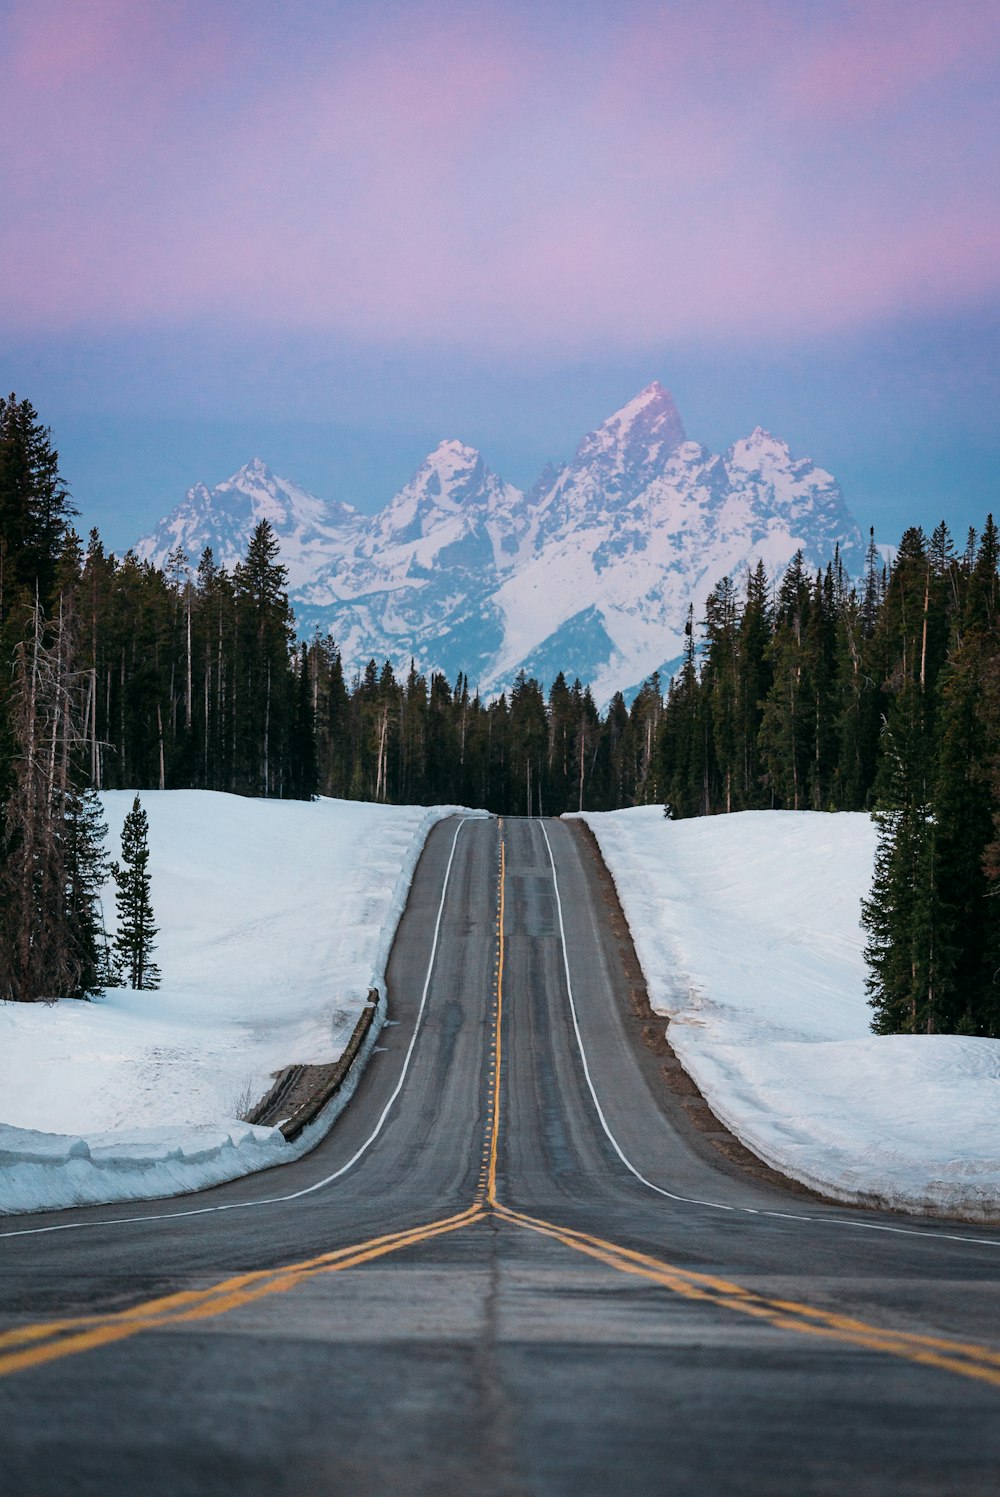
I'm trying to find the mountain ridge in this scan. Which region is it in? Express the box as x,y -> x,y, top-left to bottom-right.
134,384 -> 865,702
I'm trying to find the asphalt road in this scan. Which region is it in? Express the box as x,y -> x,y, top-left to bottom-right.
1,813 -> 999,1496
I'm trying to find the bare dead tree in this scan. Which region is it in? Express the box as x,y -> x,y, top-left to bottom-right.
0,594 -> 91,1001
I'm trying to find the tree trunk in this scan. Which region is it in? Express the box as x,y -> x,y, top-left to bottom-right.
156,703 -> 166,791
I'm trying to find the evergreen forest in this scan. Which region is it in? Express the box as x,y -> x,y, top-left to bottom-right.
1,395 -> 998,1035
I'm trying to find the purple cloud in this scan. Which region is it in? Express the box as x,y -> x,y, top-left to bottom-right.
2,0 -> 997,350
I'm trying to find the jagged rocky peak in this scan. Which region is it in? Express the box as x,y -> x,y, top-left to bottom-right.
134,457 -> 360,587
427,437 -> 481,466
413,439 -> 487,496
211,458 -> 293,524
393,437 -> 526,520
366,438 -> 526,559
574,381 -> 687,469
226,455 -> 274,486
134,379 -> 867,705
532,382 -> 691,532
727,427 -> 797,472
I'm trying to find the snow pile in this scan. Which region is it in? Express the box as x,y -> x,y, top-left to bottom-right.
577,807 -> 1000,1221
0,792 -> 466,1215
0,1122 -> 291,1216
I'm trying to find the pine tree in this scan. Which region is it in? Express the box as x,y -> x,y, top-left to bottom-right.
926,652 -> 993,1031
759,553 -> 812,808
112,795 -> 160,990
703,576 -> 739,812
862,678 -> 934,1033
64,787 -> 112,995
657,609 -> 704,817
508,672 -> 547,815
571,679 -> 601,812
232,521 -> 294,796
735,561 -> 772,806
288,646 -> 319,800
0,394 -> 77,625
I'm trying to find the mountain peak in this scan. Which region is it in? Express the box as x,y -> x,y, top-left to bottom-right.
133,393 -> 864,706
612,380 -> 682,426
406,439 -> 487,499
728,428 -> 795,471
427,438 -> 481,465
630,378 -> 671,408
134,457 -> 358,588
577,382 -> 686,466
229,456 -> 274,485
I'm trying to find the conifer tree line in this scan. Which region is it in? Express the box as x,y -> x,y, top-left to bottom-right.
654,527 -> 1000,1038
2,394 -> 999,1032
0,395 -> 176,1001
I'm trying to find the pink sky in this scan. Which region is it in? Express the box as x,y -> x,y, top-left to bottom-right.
2,0 -> 998,352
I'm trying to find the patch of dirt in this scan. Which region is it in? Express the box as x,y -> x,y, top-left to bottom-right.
246,994 -> 379,1140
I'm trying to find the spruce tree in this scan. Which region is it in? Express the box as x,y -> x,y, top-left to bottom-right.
736,561 -> 772,806
860,532 -> 932,1030
926,654 -> 993,1031
64,786 -> 112,996
657,609 -> 704,817
862,678 -> 934,1033
703,576 -> 739,812
232,520 -> 294,796
0,394 -> 77,625
759,553 -> 812,808
112,796 -> 160,990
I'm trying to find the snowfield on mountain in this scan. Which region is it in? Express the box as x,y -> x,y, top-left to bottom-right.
0,793 -> 464,1215
578,806 -> 1000,1221
135,383 -> 866,703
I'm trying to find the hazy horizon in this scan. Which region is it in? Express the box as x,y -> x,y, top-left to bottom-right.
4,1 -> 998,552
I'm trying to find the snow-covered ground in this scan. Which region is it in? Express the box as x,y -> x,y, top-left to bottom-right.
577,807 -> 1000,1221
0,792 -> 466,1216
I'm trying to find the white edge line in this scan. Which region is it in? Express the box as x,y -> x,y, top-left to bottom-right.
538,820 -> 1000,1254
0,817 -> 471,1242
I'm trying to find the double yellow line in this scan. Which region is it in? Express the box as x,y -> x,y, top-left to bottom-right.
484,829 -> 505,1207
2,815 -> 1000,1394
0,1205 -> 484,1379
492,1200 -> 1000,1389
485,821 -> 1000,1392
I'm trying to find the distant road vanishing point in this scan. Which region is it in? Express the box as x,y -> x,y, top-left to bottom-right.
2,816 -> 999,1496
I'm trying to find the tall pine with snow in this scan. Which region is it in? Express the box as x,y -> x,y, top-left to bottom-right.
113,796 -> 160,990
65,787 -> 112,996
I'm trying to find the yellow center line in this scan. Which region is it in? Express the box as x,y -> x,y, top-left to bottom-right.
491,1201 -> 1000,1387
483,820 -> 1000,1392
0,1205 -> 482,1352
3,813 -> 1000,1395
485,820 -> 505,1208
0,1205 -> 485,1379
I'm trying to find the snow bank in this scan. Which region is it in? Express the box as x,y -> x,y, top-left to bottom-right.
0,1121 -> 289,1216
0,792 -> 469,1215
577,807 -> 1000,1221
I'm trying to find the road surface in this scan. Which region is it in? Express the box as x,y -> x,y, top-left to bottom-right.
1,814 -> 998,1495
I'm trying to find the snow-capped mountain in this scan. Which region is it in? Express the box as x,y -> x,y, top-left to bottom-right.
296,440 -> 527,685
133,385 -> 865,701
134,457 -> 361,589
484,387 -> 864,701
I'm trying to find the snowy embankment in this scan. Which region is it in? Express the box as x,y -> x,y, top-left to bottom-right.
0,792 -> 469,1216
577,808 -> 1000,1221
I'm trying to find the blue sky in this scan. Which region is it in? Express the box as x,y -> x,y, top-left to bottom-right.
3,0 -> 998,553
